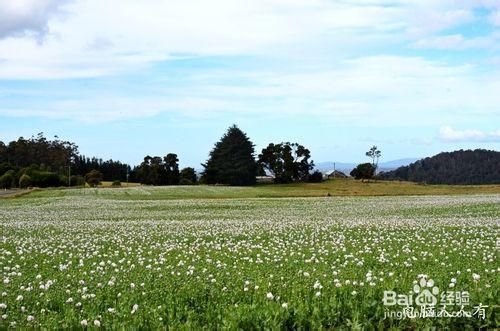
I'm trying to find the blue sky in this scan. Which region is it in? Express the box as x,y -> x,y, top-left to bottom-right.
0,0 -> 499,168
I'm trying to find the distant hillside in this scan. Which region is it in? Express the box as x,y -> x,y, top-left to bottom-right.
380,149 -> 500,185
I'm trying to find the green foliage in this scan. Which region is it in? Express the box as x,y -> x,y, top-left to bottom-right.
72,155 -> 132,182
308,170 -> 324,183
0,132 -> 77,173
85,169 -> 103,187
0,162 -> 14,176
70,175 -> 85,186
28,170 -> 61,187
136,153 -> 180,185
202,125 -> 257,186
350,163 -> 375,180
0,133 -> 133,182
381,149 -> 500,184
19,174 -> 32,189
59,174 -> 69,186
163,153 -> 180,185
258,142 -> 314,183
0,171 -> 15,189
180,167 -> 197,185
179,178 -> 194,185
112,180 -> 122,187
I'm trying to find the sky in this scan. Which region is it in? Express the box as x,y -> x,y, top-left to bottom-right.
0,0 -> 499,168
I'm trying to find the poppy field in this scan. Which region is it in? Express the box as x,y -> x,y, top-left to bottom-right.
0,187 -> 498,329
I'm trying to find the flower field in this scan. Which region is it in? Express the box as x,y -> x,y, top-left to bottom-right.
0,188 -> 499,328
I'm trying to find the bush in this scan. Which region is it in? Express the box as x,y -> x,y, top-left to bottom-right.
179,178 -> 194,185
112,180 -> 121,187
308,170 -> 324,183
180,167 -> 198,185
0,172 -> 15,189
19,174 -> 32,189
70,175 -> 85,186
350,163 -> 375,180
30,171 -> 61,187
85,170 -> 103,187
0,162 -> 15,177
59,175 -> 69,186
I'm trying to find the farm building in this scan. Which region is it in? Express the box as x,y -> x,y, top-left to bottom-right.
327,170 -> 348,179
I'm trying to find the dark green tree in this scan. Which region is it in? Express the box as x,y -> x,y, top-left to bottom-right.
164,153 -> 180,185
0,162 -> 14,176
0,141 -> 6,164
258,142 -> 314,183
136,156 -> 153,184
380,149 -> 500,184
308,170 -> 323,183
3,133 -> 77,172
0,171 -> 15,189
180,167 -> 197,185
135,154 -> 180,185
201,125 -> 257,186
72,155 -> 131,182
350,163 -> 375,180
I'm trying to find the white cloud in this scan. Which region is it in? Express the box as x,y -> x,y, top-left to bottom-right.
439,126 -> 500,142
0,0 -> 399,79
412,33 -> 499,50
0,0 -> 67,39
0,1 -> 498,129
2,56 -> 499,127
0,0 -> 497,79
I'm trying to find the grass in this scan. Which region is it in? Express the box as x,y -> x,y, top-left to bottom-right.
0,192 -> 498,329
19,179 -> 500,200
99,181 -> 141,188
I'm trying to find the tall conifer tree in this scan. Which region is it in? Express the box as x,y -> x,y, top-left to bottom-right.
201,125 -> 257,186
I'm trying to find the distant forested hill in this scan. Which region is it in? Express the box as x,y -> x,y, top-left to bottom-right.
380,149 -> 500,185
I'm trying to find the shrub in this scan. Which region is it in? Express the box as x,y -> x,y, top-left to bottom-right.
0,162 -> 15,176
59,175 -> 69,186
0,172 -> 15,189
179,178 -> 194,185
350,163 -> 375,180
30,171 -> 61,187
19,174 -> 32,189
180,167 -> 197,185
112,180 -> 121,187
308,170 -> 324,183
85,170 -> 103,187
70,175 -> 85,186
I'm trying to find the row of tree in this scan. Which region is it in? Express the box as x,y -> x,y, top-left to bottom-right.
0,126 -> 324,188
3,128 -> 497,188
72,156 -> 131,183
135,154 -> 197,185
380,149 -> 500,185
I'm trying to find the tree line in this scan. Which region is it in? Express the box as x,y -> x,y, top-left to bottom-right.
2,127 -> 496,189
379,149 -> 500,185
0,126 -> 323,188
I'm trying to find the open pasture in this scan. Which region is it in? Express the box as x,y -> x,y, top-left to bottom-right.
0,187 -> 498,328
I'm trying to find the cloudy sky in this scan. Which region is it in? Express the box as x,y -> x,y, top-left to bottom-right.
0,0 -> 499,167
